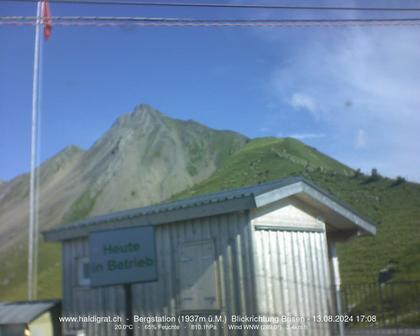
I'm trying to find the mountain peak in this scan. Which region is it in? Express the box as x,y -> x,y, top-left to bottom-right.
132,104 -> 164,120
112,104 -> 165,129
133,103 -> 159,113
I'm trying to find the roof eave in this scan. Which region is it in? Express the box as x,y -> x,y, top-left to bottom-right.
43,195 -> 256,242
254,180 -> 377,236
43,177 -> 377,242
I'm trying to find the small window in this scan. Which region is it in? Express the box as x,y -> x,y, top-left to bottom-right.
179,240 -> 220,311
77,257 -> 90,287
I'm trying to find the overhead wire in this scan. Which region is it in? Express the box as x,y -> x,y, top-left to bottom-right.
3,1 -> 420,28
3,0 -> 420,12
2,15 -> 420,27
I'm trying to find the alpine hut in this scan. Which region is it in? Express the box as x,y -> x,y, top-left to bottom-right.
43,176 -> 376,336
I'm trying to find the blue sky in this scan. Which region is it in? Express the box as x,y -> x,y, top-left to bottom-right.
1,0 -> 420,182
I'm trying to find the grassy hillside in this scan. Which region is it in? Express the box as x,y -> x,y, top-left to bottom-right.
0,237 -> 61,300
0,105 -> 248,301
1,136 -> 419,300
173,137 -> 420,284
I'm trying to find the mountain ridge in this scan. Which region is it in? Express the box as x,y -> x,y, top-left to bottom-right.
0,104 -> 419,301
0,104 -> 248,299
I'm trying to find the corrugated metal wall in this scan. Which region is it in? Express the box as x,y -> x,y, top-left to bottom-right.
252,198 -> 333,336
61,198 -> 337,336
253,228 -> 334,336
251,198 -> 335,336
62,237 -> 127,335
61,210 -> 257,336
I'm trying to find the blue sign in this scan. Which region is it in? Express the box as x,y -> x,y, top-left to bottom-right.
89,226 -> 157,286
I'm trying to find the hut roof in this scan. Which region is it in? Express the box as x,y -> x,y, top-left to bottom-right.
0,300 -> 59,324
43,176 -> 376,242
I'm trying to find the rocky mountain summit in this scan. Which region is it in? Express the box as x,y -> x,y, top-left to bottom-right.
0,104 -> 248,298
1,104 -> 419,301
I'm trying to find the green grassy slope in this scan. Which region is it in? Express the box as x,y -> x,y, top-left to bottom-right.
173,137 -> 420,284
173,137 -> 352,198
0,239 -> 61,300
2,136 -> 419,300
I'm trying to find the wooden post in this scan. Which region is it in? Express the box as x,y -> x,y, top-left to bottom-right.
124,284 -> 134,336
